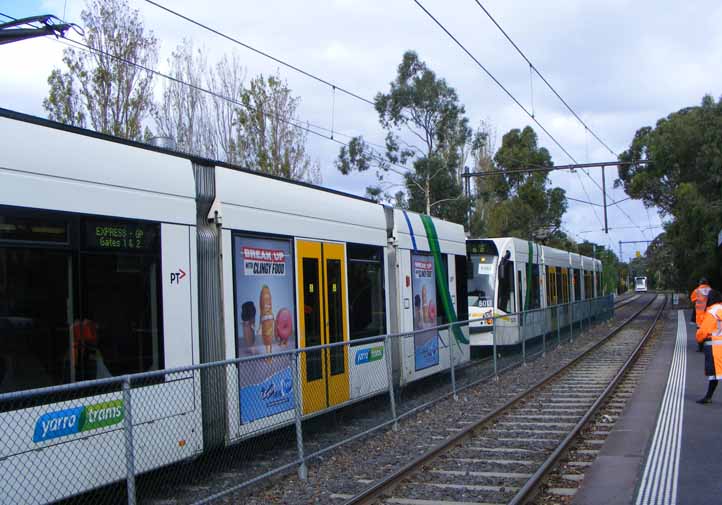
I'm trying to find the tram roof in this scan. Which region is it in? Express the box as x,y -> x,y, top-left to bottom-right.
0,107 -> 377,206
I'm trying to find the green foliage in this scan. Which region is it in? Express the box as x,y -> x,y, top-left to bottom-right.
236,73 -> 320,183
618,95 -> 722,290
578,241 -> 624,295
43,0 -> 158,140
336,51 -> 469,220
472,126 -> 567,242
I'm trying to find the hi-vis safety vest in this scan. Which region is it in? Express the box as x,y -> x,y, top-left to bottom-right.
709,305 -> 722,340
701,304 -> 722,380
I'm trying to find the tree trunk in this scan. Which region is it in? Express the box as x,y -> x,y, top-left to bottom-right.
425,176 -> 431,215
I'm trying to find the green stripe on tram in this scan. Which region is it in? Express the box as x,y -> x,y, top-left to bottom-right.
419,215 -> 469,346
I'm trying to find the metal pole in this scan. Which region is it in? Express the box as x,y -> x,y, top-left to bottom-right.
384,335 -> 399,431
492,315 -> 498,379
449,326 -> 458,400
569,301 -> 574,343
291,352 -> 308,480
122,378 -> 136,505
522,313 -> 526,365
588,299 -> 592,328
602,166 -> 608,234
464,165 -> 471,232
542,308 -> 546,357
556,304 -> 561,347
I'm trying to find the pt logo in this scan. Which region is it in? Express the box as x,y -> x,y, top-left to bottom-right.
170,268 -> 186,284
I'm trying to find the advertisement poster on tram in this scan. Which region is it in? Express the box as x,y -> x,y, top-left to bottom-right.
411,253 -> 439,371
233,236 -> 296,424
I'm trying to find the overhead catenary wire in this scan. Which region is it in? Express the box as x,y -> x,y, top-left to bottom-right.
143,0 -> 375,106
409,0 -> 612,235
4,7 -> 649,236
410,0 -> 649,238
108,3 -> 635,234
0,12 -> 412,177
470,0 -> 618,157
27,33 -> 418,189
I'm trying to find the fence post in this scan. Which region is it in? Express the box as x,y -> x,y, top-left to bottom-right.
291,351 -> 308,480
384,335 -> 399,431
521,312 -> 527,366
542,309 -> 547,357
122,377 -> 136,505
492,315 -> 498,379
587,300 -> 592,329
449,325 -> 458,400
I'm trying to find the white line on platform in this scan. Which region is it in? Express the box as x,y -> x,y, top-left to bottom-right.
635,310 -> 687,505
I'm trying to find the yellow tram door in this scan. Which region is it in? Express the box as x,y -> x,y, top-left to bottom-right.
296,240 -> 350,415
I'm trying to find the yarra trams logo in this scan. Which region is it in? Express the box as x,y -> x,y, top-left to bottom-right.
33,400 -> 124,443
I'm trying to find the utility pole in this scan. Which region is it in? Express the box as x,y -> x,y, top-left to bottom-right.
464,165 -> 471,234
601,166 -> 608,233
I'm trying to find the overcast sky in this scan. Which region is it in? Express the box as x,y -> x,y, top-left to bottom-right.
3,0 -> 721,260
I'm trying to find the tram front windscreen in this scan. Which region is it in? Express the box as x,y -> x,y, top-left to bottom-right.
467,254 -> 497,310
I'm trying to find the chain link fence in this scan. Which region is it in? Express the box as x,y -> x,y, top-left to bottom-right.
0,295 -> 614,505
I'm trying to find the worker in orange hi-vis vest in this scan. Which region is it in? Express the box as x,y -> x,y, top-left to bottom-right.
691,278 -> 712,329
696,289 -> 722,404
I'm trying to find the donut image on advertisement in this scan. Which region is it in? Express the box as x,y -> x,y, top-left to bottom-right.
428,301 -> 437,324
276,308 -> 292,346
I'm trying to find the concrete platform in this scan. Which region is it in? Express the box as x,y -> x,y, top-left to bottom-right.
572,306 -> 720,505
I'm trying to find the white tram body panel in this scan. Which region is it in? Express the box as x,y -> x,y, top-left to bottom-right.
0,115 -> 202,504
392,210 -> 469,386
216,166 -> 393,441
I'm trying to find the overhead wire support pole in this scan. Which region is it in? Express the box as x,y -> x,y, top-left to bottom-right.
602,165 -> 608,233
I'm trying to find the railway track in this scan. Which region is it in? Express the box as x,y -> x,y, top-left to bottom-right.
613,292 -> 641,310
342,293 -> 665,505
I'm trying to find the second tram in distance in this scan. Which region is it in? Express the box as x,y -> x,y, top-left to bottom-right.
635,276 -> 648,292
466,237 -> 603,347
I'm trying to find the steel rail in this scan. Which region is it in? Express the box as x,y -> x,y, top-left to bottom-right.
343,293 -> 659,505
508,293 -> 667,505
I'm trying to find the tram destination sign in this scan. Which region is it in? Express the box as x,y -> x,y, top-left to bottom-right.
84,220 -> 157,251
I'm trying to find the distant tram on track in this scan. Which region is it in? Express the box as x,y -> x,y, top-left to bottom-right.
466,238 -> 602,346
0,109 -> 470,504
635,276 -> 648,292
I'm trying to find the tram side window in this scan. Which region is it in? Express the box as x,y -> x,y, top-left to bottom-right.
497,258 -> 515,313
561,269 -> 569,304
545,268 -> 552,306
573,269 -> 581,301
529,264 -> 541,309
347,244 -> 386,342
0,247 -> 72,392
584,271 -> 593,299
0,210 -> 163,394
556,269 -> 564,305
595,272 -> 601,296
455,255 -> 468,323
